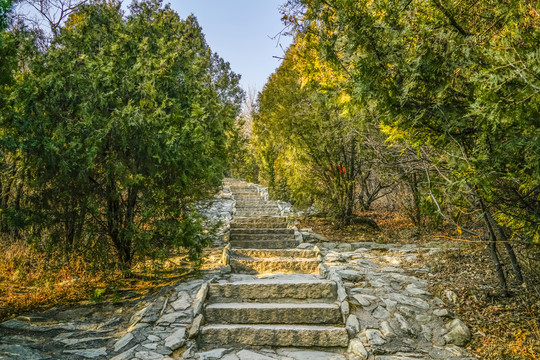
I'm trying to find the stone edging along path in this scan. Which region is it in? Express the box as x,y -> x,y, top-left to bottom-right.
0,179 -> 476,360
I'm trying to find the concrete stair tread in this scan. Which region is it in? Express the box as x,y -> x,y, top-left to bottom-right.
212,278 -> 333,286
206,302 -> 339,310
230,228 -> 294,234
231,249 -> 318,258
202,324 -> 345,330
229,240 -> 297,249
204,302 -> 341,324
199,324 -> 349,347
232,256 -> 319,262
230,235 -> 295,241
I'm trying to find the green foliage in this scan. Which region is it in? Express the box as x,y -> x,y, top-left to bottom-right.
0,0 -> 243,267
287,0 -> 540,242
253,42 -> 385,225
0,0 -> 14,31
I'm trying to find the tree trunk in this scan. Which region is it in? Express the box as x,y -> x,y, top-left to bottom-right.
478,196 -> 509,295
107,180 -> 131,267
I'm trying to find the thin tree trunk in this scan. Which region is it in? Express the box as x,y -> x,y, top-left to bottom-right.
478,197 -> 509,295
482,203 -> 524,284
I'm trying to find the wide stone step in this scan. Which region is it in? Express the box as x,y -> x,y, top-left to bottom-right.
235,206 -> 280,211
231,257 -> 320,274
230,228 -> 294,235
232,217 -> 287,225
234,211 -> 282,217
208,278 -> 337,302
229,239 -> 296,249
199,324 -> 348,348
204,303 -> 341,324
231,222 -> 288,229
232,216 -> 286,223
230,233 -> 295,241
231,249 -> 318,258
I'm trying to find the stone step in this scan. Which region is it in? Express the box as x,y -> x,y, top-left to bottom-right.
230,228 -> 294,235
204,303 -> 341,324
230,233 -> 295,241
235,206 -> 280,211
232,216 -> 287,223
234,203 -> 268,207
229,239 -> 297,249
231,222 -> 288,229
231,249 -> 318,258
234,211 -> 282,217
208,278 -> 337,302
199,324 -> 348,348
231,257 -> 320,274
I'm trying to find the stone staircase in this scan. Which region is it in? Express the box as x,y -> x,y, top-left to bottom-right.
198,180 -> 349,349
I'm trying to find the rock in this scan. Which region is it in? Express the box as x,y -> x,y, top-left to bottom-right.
63,348 -> 107,358
176,279 -> 203,293
297,242 -> 314,250
394,313 -> 413,335
143,343 -> 158,350
365,329 -> 386,345
134,350 -> 168,360
59,336 -> 110,346
321,242 -> 336,250
444,290 -> 458,304
129,304 -> 151,326
382,298 -> 398,312
372,306 -> 391,320
199,348 -> 228,360
164,327 -> 186,351
326,252 -> 343,262
237,349 -> 276,360
443,319 -> 471,346
415,314 -> 431,323
346,314 -> 360,337
158,311 -> 189,324
387,293 -> 430,310
380,321 -> 395,337
0,344 -> 44,360
188,314 -> 204,339
110,345 -> 138,360
337,286 -> 347,302
352,294 -> 373,307
193,283 -> 209,316
433,309 -> 449,317
336,243 -> 353,252
221,353 -> 240,360
114,332 -> 134,352
337,269 -> 364,282
171,292 -> 192,311
341,301 -> 350,321
432,297 -> 445,306
348,338 -> 368,358
380,266 -> 403,273
276,349 -> 346,360
311,233 -> 328,242
406,283 -> 431,296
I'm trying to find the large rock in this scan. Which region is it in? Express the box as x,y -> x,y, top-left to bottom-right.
443,319 -> 471,346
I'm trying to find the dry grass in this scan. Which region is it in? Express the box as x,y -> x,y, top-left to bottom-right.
298,211 -> 540,360
0,239 -> 201,322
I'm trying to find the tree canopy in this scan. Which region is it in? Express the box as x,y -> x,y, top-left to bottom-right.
0,0 -> 243,267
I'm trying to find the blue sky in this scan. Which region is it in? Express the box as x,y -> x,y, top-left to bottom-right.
170,1 -> 292,93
